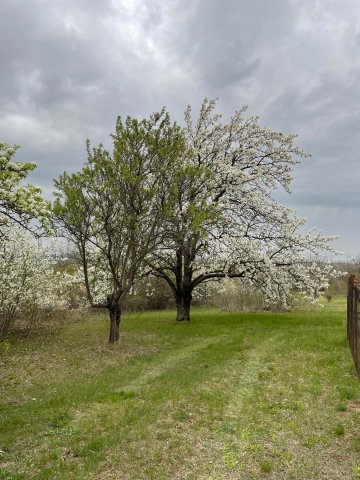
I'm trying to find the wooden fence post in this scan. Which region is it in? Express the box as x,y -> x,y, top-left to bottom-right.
347,274 -> 360,377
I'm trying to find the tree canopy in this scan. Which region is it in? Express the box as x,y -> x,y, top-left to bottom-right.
53,99 -> 338,340
53,110 -> 186,342
0,142 -> 49,237
151,99 -> 336,320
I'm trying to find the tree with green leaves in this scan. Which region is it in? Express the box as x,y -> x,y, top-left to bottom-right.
53,110 -> 185,343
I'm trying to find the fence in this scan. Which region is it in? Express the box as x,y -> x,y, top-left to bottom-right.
347,274 -> 360,377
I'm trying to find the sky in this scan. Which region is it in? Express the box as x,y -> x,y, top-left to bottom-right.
1,0 -> 360,258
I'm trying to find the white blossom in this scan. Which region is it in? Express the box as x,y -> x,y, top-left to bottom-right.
154,99 -> 340,313
0,223 -> 82,334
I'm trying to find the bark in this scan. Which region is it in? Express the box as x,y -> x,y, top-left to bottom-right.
176,291 -> 192,321
108,303 -> 121,343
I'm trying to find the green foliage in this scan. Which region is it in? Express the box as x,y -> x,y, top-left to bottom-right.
0,142 -> 49,235
0,340 -> 10,355
354,466 -> 360,478
338,385 -> 358,401
223,442 -> 239,469
332,424 -> 345,436
163,161 -> 221,239
53,110 -> 186,328
336,402 -> 347,412
259,459 -> 273,473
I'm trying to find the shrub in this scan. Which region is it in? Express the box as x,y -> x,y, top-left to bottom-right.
0,224 -> 82,335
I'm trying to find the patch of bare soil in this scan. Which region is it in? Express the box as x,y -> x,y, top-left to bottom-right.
95,467 -> 128,479
346,401 -> 360,413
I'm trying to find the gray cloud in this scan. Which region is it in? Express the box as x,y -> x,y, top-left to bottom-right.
1,0 -> 360,256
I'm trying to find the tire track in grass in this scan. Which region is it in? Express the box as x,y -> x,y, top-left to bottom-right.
14,336 -> 229,480
153,332 -> 282,480
217,331 -> 313,479
179,336 -> 270,480
83,329 -> 282,479
200,330 -> 355,480
218,334 -> 280,478
91,333 -> 257,480
108,334 -> 269,480
118,335 -> 227,393
73,335 -> 227,423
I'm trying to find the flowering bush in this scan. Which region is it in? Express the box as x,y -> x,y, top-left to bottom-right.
0,224 -> 82,335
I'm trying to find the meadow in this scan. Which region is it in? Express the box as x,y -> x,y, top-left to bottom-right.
1,298 -> 359,479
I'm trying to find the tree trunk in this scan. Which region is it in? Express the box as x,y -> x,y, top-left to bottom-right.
108,304 -> 121,343
176,292 -> 192,321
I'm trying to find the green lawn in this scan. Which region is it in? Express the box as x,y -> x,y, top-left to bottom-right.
1,300 -> 360,479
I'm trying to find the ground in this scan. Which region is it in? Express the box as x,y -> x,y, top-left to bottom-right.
0,298 -> 360,479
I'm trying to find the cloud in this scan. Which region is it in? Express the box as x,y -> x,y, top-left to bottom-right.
1,0 -> 360,256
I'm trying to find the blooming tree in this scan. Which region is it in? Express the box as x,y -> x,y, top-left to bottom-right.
152,99 -> 338,320
0,142 -> 49,237
53,111 -> 185,343
0,141 -> 59,335
0,223 -> 79,335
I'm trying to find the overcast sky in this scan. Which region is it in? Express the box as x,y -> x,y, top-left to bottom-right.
1,0 -> 360,258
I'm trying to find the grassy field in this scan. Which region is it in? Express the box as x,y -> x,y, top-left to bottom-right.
1,299 -> 360,479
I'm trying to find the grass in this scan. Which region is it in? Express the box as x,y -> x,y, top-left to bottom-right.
0,298 -> 359,479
